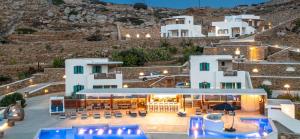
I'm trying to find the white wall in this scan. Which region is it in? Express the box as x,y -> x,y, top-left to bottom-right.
65,58 -> 123,96
161,16 -> 204,37
190,55 -> 249,89
268,109 -> 300,133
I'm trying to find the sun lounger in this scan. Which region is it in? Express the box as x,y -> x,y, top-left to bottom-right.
59,113 -> 67,119
104,111 -> 111,118
70,112 -> 77,119
177,111 -> 186,117
138,110 -> 147,117
93,112 -> 101,119
114,111 -> 122,118
81,112 -> 88,119
129,110 -> 137,117
78,108 -> 85,113
195,108 -> 202,115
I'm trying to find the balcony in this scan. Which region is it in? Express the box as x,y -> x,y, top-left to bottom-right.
223,71 -> 238,76
94,73 -> 117,79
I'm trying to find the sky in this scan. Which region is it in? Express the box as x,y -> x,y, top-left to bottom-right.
102,0 -> 269,9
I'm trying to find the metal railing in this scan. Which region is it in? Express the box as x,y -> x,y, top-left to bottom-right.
223,71 -> 238,76
94,73 -> 117,79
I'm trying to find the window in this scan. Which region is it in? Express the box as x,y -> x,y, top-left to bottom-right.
221,61 -> 225,66
200,63 -> 210,71
199,82 -> 211,89
74,66 -> 84,74
73,85 -> 84,93
92,66 -> 102,73
93,85 -> 117,89
93,85 -> 103,89
221,82 -> 241,89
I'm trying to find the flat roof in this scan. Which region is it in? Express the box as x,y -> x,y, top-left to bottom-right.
77,88 -> 266,96
267,99 -> 293,106
87,61 -> 123,65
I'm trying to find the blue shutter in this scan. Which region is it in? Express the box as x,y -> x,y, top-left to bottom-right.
200,63 -> 203,71
74,66 -> 77,74
206,63 -> 210,71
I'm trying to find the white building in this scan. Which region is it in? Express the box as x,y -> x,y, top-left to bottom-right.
161,16 -> 205,38
208,15 -> 263,38
65,58 -> 123,96
190,55 -> 253,89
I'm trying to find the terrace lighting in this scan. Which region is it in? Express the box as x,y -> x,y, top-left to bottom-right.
123,84 -> 128,88
139,72 -> 144,76
136,34 -> 140,38
252,68 -> 259,73
297,49 -> 300,52
163,70 -> 168,74
63,75 -> 66,79
125,34 -> 131,38
284,84 -> 290,89
44,89 -> 49,93
97,129 -> 104,135
145,33 -> 151,38
235,48 -> 240,55
274,45 -> 279,48
6,86 -> 9,89
29,79 -> 33,83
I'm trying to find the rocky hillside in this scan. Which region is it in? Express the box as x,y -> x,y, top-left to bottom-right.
0,0 -> 300,82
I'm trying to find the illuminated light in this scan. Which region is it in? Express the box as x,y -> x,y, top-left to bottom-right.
0,123 -> 8,131
44,89 -> 49,93
137,129 -> 141,135
78,128 -> 86,135
63,75 -> 66,79
297,49 -> 300,52
223,48 -> 227,51
127,129 -> 131,135
123,84 -> 128,88
108,129 -> 112,134
163,70 -> 168,74
193,130 -> 198,138
139,72 -> 144,76
29,79 -> 33,82
249,47 -> 254,50
252,68 -> 259,73
125,34 -> 131,38
263,132 -> 268,136
89,129 -> 93,134
274,45 -> 279,48
117,128 -> 122,135
235,48 -> 241,55
97,129 -> 104,135
136,34 -> 140,38
145,33 -> 151,38
284,84 -> 290,89
56,130 -> 59,133
6,86 -> 9,89
195,123 -> 199,129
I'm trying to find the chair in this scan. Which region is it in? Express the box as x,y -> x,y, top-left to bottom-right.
70,112 -> 77,119
114,111 -> 122,118
59,113 -> 67,119
129,110 -> 137,117
177,111 -> 186,117
104,111 -> 111,118
81,112 -> 88,119
138,110 -> 147,117
195,108 -> 202,115
93,112 -> 100,119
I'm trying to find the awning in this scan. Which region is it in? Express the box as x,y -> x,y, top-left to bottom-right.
77,88 -> 266,96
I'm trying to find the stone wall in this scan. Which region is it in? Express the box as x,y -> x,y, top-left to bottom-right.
117,66 -> 186,80
0,77 -> 35,96
203,45 -> 267,61
27,83 -> 65,98
251,76 -> 300,90
234,62 -> 300,76
119,26 -> 160,40
33,68 -> 65,83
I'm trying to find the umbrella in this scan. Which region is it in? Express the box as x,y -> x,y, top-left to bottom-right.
212,103 -> 235,111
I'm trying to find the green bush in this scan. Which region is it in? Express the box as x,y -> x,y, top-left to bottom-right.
180,39 -> 194,48
52,0 -> 64,5
15,28 -> 37,34
182,46 -> 203,62
112,48 -> 147,66
0,93 -> 26,108
146,48 -> 171,61
258,85 -> 273,98
0,75 -> 12,82
52,57 -> 65,68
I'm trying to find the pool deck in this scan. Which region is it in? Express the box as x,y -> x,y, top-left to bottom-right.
4,93 -> 265,139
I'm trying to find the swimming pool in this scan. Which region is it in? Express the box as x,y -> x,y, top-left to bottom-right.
189,116 -> 274,138
36,125 -> 147,139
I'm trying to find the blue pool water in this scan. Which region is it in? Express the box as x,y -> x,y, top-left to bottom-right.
37,125 -> 147,139
189,116 -> 273,139
102,0 -> 270,9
